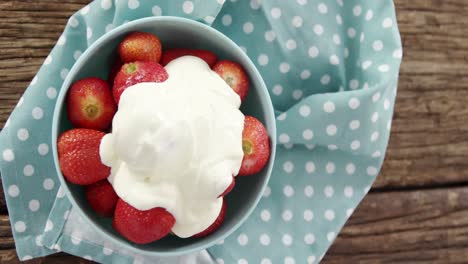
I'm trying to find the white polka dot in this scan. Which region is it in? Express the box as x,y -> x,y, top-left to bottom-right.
273,84 -> 283,95
303,210 -> 314,221
238,259 -> 248,264
353,5 -> 362,16
257,54 -> 269,66
29,200 -> 40,211
84,256 -> 93,261
336,0 -> 343,6
304,233 -> 315,245
330,55 -> 340,65
350,140 -> 361,150
360,32 -> 365,43
285,143 -> 294,150
22,256 -> 32,261
43,178 -> 54,190
300,70 -> 311,80
80,5 -> 90,15
292,89 -> 303,100
313,24 -> 324,35
286,39 -> 297,50
324,185 -> 334,197
371,112 -> 379,123
217,0 -> 225,4
23,164 -> 34,176
250,0 -> 261,9
297,0 -> 307,5
372,151 -> 382,158
277,112 -> 287,121
373,40 -> 384,51
8,185 -> 19,197
57,35 -> 66,46
15,221 -> 26,232
69,16 -> 79,28
64,210 -> 70,220
279,133 -> 290,144
73,50 -> 82,60
303,129 -> 314,140
283,185 -> 294,197
348,98 -> 360,109
2,149 -> 14,162
318,3 -> 328,13
36,235 -> 43,246
101,0 -> 112,9
371,131 -> 380,142
344,48 -> 349,58
57,187 -> 65,198
292,16 -> 303,27
324,209 -> 335,221
204,16 -> 215,24
348,28 -> 356,38
261,210 -> 271,221
327,232 -> 336,242
346,163 -> 356,174
307,255 -> 317,264
349,79 -> 359,90
17,128 -> 29,141
38,143 -> 49,155
243,22 -> 254,34
382,18 -> 393,28
237,233 -> 248,246
349,120 -> 360,130
321,75 -> 331,85
283,161 -> 294,173
387,120 -> 392,130
336,15 -> 342,25
346,208 -> 354,217
299,105 -> 311,117
344,186 -> 354,197
323,101 -> 335,113
264,30 -> 276,42
367,166 -> 378,176
105,24 -> 115,33
152,5 -> 162,16
304,185 -> 314,197
326,162 -> 335,174
333,34 -> 341,45
282,210 -> 293,221
379,64 -> 390,72
222,14 -> 232,26
60,68 -> 69,80
217,239 -> 225,245
271,7 -> 281,19
46,87 -> 57,99
261,258 -> 272,264
262,186 -> 271,198
393,49 -> 403,59
279,62 -> 290,73
366,10 -> 374,20
45,220 -> 54,232
285,257 -> 295,264
259,234 -> 271,246
362,60 -> 373,70
17,97 -> 24,107
328,144 -> 338,151
282,234 -> 293,246
71,231 -> 82,244
103,247 -> 113,255
326,125 -> 337,136
305,144 -> 315,150
308,46 -> 319,58
128,0 -> 140,9
52,243 -> 61,251
32,107 -> 44,119
384,99 -> 391,110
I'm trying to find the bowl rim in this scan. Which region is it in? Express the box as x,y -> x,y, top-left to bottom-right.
52,16 -> 276,257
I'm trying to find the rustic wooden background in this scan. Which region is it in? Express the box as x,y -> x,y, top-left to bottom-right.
1,0 -> 467,263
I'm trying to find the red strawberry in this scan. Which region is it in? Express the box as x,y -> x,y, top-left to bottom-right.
85,180 -> 118,217
113,61 -> 168,105
108,57 -> 123,86
193,200 -> 226,238
218,177 -> 235,197
118,31 -> 162,63
58,128 -> 111,185
238,116 -> 270,176
66,77 -> 117,131
113,199 -> 175,244
161,49 -> 217,67
213,60 -> 250,101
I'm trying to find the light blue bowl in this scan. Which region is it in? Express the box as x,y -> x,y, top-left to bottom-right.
52,17 -> 276,256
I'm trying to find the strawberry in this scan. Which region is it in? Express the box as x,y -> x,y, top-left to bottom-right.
238,116 -> 270,176
66,77 -> 117,131
85,180 -> 118,217
108,57 -> 123,86
118,31 -> 162,63
58,128 -> 110,185
193,200 -> 226,238
213,60 -> 250,101
218,177 -> 235,197
113,199 -> 175,244
113,61 -> 168,105
161,49 -> 217,67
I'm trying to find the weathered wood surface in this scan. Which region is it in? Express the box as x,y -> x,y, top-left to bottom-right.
0,0 -> 468,263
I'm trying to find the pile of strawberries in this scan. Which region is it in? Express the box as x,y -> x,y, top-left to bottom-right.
58,31 -> 271,244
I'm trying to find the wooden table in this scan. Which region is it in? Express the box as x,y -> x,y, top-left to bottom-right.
1,0 -> 467,263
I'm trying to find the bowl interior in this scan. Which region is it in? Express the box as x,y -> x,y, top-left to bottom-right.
53,17 -> 276,256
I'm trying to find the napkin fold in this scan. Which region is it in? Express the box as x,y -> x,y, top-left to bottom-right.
0,0 -> 402,263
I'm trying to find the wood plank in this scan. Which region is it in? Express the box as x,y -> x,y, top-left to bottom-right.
0,188 -> 467,262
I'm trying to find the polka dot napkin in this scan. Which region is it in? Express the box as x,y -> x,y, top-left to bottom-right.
0,0 -> 402,263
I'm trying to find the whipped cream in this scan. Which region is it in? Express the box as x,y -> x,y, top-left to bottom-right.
100,56 -> 245,238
